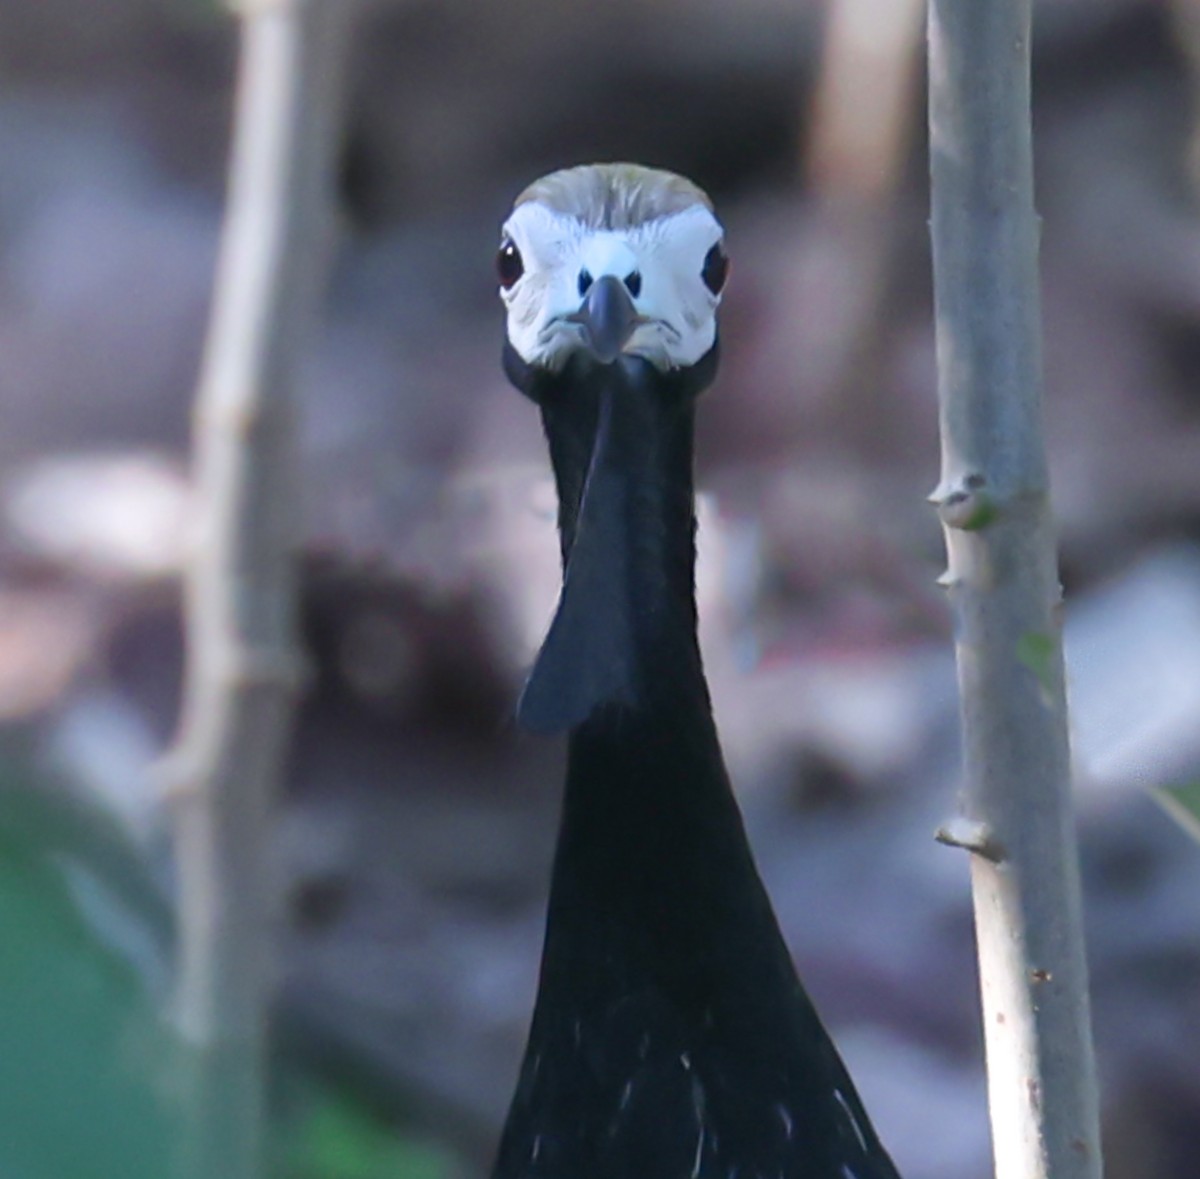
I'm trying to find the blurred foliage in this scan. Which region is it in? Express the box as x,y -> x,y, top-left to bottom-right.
274,1075 -> 452,1179
0,774 -> 175,1178
0,773 -> 451,1179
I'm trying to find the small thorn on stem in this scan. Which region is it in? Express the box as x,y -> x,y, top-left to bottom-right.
931,472 -> 995,530
935,816 -> 1005,862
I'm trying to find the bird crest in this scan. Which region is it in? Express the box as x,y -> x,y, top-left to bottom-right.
515,163 -> 712,231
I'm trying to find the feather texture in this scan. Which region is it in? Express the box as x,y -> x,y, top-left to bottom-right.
515,163 -> 712,232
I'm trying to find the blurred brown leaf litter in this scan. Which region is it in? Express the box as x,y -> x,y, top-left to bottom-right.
1,1 -> 1200,1176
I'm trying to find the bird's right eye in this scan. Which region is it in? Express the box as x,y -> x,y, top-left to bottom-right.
497,239 -> 524,289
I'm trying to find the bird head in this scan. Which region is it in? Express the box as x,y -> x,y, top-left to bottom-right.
500,164 -> 727,732
497,163 -> 728,372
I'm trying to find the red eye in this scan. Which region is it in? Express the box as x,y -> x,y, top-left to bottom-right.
497,239 -> 524,289
701,242 -> 729,295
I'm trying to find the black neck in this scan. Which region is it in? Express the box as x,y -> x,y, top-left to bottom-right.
506,344 -> 720,724
508,342 -> 796,1027
493,343 -> 899,1179
546,360 -> 705,707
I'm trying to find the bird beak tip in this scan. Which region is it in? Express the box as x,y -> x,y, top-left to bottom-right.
573,274 -> 639,364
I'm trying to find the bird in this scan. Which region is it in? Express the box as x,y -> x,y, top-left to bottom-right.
491,163 -> 902,1179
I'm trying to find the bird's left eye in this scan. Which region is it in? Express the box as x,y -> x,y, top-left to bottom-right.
497,239 -> 524,289
701,242 -> 729,295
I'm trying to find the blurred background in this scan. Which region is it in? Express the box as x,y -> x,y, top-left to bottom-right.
2,0 -> 1200,1175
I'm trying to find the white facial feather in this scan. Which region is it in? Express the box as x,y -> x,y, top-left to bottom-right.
498,166 -> 726,372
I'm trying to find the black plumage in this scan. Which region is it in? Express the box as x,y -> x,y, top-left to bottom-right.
492,340 -> 902,1179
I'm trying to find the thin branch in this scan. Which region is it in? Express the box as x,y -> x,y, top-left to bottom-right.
799,0 -> 923,442
926,3 -> 1103,1179
162,2 -> 352,1175
1169,0 -> 1200,194
808,0 -> 923,203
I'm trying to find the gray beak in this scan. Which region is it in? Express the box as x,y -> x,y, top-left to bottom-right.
571,274 -> 640,364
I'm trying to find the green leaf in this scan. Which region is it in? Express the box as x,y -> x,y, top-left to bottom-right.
958,493 -> 997,531
276,1076 -> 451,1179
0,773 -> 456,1179
1152,782 -> 1200,845
0,783 -> 177,1179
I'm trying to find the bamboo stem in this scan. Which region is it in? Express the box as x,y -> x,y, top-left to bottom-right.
163,2 -> 351,1175
926,3 -> 1103,1178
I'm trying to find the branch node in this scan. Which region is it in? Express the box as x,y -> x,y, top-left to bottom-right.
931,472 -> 995,530
934,816 -> 1005,862
192,401 -> 274,441
156,747 -> 201,802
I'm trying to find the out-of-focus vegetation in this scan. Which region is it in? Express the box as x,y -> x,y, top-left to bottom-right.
0,782 -> 449,1178
0,781 -> 173,1178
275,1076 -> 450,1179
